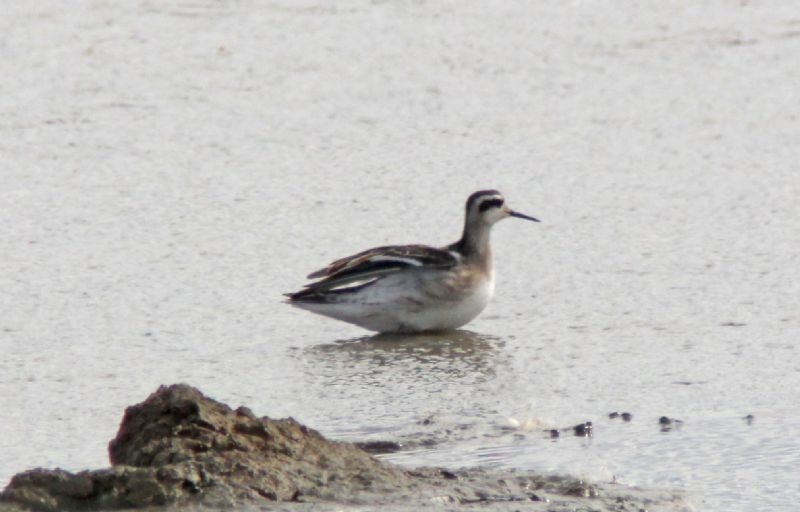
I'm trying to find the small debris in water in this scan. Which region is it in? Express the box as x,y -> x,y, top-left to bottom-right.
743,414 -> 755,425
720,321 -> 747,327
573,421 -> 593,437
659,416 -> 683,432
608,411 -> 633,421
548,429 -> 560,439
418,415 -> 434,426
507,416 -> 546,431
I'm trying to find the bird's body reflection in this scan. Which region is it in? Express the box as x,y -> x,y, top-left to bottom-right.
307,329 -> 503,381
297,330 -> 517,466
298,330 -> 508,435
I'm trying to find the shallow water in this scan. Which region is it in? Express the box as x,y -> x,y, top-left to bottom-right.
2,1 -> 800,511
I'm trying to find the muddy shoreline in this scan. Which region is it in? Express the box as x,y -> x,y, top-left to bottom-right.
0,384 -> 685,511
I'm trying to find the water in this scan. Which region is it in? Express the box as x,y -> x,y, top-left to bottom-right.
2,1 -> 799,510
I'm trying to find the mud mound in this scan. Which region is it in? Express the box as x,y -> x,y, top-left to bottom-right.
0,384 -> 684,511
2,384 -> 407,510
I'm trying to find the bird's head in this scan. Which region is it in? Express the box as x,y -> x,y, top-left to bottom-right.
465,189 -> 540,226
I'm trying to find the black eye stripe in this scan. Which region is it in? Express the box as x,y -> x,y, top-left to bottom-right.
478,198 -> 504,212
466,189 -> 502,210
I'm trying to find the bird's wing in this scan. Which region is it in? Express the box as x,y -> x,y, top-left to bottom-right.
285,244 -> 459,300
306,244 -> 459,280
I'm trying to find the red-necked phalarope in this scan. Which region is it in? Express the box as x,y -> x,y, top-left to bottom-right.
285,190 -> 539,333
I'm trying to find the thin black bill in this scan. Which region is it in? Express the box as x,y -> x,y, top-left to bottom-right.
509,210 -> 540,222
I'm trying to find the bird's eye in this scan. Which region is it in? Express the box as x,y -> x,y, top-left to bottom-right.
479,198 -> 504,212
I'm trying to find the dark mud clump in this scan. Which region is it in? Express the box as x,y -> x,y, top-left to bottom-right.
572,421 -> 593,437
1,384 -> 686,511
354,440 -> 405,454
608,411 -> 633,422
659,416 -> 684,432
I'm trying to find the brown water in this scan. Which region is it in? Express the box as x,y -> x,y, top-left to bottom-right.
2,1 -> 799,510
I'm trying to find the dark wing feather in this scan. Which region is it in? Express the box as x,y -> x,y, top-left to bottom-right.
286,244 -> 458,302
306,244 -> 458,279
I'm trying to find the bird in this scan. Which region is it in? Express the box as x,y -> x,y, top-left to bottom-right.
284,190 -> 539,333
